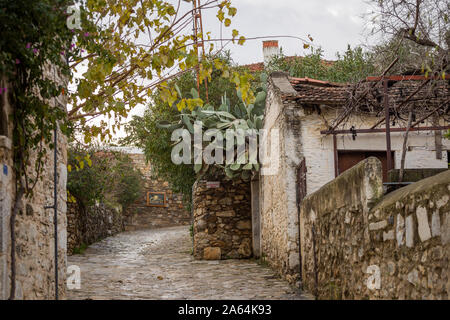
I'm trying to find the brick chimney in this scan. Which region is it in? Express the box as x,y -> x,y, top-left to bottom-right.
263,40 -> 279,66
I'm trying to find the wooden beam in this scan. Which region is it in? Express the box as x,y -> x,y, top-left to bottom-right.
320,125 -> 450,135
366,74 -> 450,81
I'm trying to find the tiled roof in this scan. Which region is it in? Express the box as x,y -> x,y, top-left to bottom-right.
283,77 -> 349,105
282,76 -> 449,109
242,62 -> 264,72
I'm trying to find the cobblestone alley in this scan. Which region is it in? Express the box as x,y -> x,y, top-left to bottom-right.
67,226 -> 311,300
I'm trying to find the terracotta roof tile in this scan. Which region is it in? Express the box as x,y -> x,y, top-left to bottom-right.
242,62 -> 264,72
284,77 -> 349,105
282,76 -> 449,109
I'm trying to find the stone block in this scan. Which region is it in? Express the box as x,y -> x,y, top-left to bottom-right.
407,269 -> 419,286
369,220 -> 387,231
383,230 -> 394,241
203,247 -> 221,260
436,195 -> 449,209
216,210 -> 235,217
218,197 -> 232,205
396,214 -> 405,246
431,211 -> 441,237
236,220 -> 251,230
238,239 -> 252,257
0,136 -> 12,150
416,206 -> 431,242
441,213 -> 450,245
405,215 -> 414,248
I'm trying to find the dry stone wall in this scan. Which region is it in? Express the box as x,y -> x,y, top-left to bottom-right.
193,179 -> 252,260
123,153 -> 190,230
67,202 -> 123,255
300,157 -> 449,299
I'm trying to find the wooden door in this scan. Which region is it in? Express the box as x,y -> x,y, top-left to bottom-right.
337,151 -> 394,182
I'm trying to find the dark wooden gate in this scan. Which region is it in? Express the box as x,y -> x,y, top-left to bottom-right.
296,158 -> 307,206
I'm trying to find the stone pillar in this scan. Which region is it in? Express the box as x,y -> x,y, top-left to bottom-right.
193,178 -> 252,260
251,177 -> 261,258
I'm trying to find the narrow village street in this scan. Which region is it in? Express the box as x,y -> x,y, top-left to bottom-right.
67,226 -> 311,300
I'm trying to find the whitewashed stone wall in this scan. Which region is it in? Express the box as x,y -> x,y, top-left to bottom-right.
259,77 -> 303,284
0,71 -> 68,299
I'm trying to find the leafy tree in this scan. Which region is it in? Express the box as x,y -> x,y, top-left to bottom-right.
327,46 -> 376,83
268,45 -> 375,83
366,0 -> 448,76
122,52 -> 247,206
67,0 -> 248,143
67,146 -> 143,210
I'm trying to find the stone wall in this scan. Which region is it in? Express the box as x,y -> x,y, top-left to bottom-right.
67,202 -> 123,255
122,152 -> 191,230
193,179 -> 252,260
0,73 -> 68,300
300,157 -> 449,299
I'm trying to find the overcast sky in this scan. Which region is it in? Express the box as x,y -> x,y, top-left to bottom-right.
201,0 -> 373,64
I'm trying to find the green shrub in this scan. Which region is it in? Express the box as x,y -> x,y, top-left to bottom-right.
67,146 -> 143,210
72,243 -> 88,255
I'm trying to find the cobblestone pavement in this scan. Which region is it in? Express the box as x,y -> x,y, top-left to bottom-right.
67,226 -> 312,300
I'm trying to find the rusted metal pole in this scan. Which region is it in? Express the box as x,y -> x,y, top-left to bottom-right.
197,0 -> 209,103
333,134 -> 338,177
192,2 -> 200,93
384,79 -> 393,172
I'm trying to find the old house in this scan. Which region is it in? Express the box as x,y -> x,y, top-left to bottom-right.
257,71 -> 449,286
189,40 -> 448,298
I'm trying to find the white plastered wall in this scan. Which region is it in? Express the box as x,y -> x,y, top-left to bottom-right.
300,106 -> 449,195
